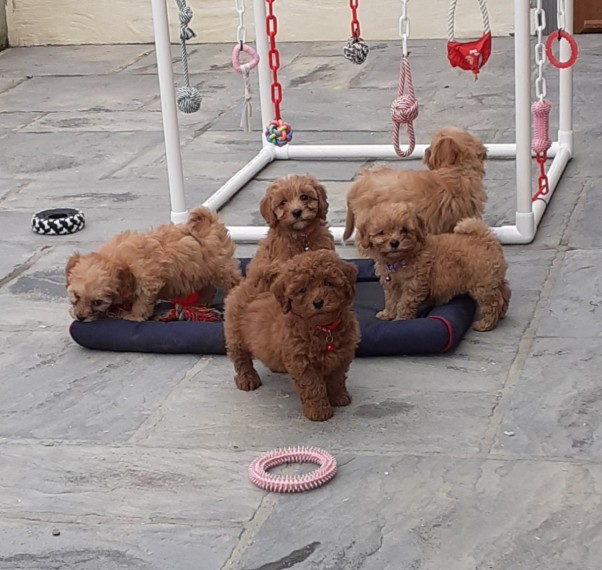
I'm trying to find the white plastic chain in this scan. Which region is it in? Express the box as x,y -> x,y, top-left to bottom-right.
534,0 -> 547,101
234,0 -> 246,46
557,0 -> 566,31
447,0 -> 490,42
399,0 -> 410,56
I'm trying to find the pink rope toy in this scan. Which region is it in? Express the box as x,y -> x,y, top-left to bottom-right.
232,43 -> 260,132
248,446 -> 337,493
391,56 -> 419,158
531,99 -> 552,200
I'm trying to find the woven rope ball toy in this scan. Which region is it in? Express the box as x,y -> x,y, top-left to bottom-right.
248,446 -> 337,493
265,119 -> 293,147
343,36 -> 369,64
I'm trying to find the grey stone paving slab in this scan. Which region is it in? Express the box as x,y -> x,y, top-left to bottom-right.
0,111 -> 42,134
0,75 -> 159,113
0,329 -> 199,442
0,443 -> 259,525
133,356 -> 498,454
0,76 -> 25,96
537,249 -> 602,338
0,520 -> 240,570
567,178 -> 602,249
0,45 -> 154,77
0,293 -> 71,331
236,455 -> 602,570
0,242 -> 41,283
0,131 -> 165,182
493,337 -> 602,459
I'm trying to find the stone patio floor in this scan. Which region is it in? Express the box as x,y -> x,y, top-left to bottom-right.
0,36 -> 601,569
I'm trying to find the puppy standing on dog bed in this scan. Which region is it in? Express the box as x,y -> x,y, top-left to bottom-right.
343,126 -> 488,241
357,203 -> 510,332
245,174 -> 335,290
65,207 -> 241,322
224,250 -> 360,421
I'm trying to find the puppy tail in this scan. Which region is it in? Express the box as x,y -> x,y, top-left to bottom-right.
453,218 -> 492,238
342,208 -> 355,241
186,207 -> 221,235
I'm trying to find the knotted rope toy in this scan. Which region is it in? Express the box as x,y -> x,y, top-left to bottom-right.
248,447 -> 337,493
391,56 -> 419,158
531,99 -> 552,201
343,0 -> 369,64
232,43 -> 260,132
174,0 -> 202,113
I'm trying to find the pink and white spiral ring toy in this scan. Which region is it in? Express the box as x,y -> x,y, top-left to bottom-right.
248,447 -> 337,493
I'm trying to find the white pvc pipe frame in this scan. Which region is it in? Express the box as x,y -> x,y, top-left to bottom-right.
150,0 -> 574,244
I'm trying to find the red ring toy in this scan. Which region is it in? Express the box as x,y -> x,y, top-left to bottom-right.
545,31 -> 578,69
248,447 -> 337,493
232,43 -> 260,74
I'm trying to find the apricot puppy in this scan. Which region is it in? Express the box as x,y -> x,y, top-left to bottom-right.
225,250 -> 360,421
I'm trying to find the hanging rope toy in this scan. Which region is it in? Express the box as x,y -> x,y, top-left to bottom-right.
343,0 -> 369,65
174,0 -> 202,113
545,0 -> 578,70
248,447 -> 337,493
391,0 -> 418,158
232,0 -> 260,132
447,0 -> 491,79
531,0 -> 552,202
264,0 -> 293,146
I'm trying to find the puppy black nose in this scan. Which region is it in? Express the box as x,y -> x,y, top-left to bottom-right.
292,208 -> 302,219
390,240 -> 400,249
76,315 -> 86,322
312,298 -> 324,309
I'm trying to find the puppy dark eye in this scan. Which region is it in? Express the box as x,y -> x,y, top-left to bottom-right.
400,228 -> 407,235
300,194 -> 309,202
279,199 -> 287,207
324,280 -> 333,287
92,299 -> 105,307
376,230 -> 385,237
298,287 -> 306,295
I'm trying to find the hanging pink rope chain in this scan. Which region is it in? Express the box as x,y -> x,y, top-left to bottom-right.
531,99 -> 552,200
391,56 -> 419,158
248,446 -> 337,493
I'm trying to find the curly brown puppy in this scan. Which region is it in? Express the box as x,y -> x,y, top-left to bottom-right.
66,207 -> 241,322
245,174 -> 335,289
224,250 -> 360,421
357,203 -> 510,332
343,126 -> 487,241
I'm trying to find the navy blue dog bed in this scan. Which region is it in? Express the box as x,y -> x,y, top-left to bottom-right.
69,259 -> 476,357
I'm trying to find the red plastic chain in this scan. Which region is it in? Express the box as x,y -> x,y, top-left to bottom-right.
349,0 -> 361,39
266,0 -> 282,121
533,152 -> 550,200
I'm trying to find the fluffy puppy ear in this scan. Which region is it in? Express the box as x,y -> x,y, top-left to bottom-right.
356,226 -> 371,251
339,261 -> 357,302
309,176 -> 329,220
430,136 -> 462,168
65,253 -> 81,285
270,273 -> 292,314
117,267 -> 136,298
413,213 -> 428,242
259,184 -> 279,227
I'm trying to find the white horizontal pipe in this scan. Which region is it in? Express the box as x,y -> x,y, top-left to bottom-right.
202,147 -> 275,211
274,143 -> 560,161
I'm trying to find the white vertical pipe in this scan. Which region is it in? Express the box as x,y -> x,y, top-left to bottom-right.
558,0 -> 574,153
513,0 -> 535,239
151,0 -> 188,224
252,0 -> 273,146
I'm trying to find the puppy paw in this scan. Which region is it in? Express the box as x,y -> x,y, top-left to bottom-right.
235,370 -> 262,391
472,318 -> 497,332
303,403 -> 334,422
376,310 -> 394,320
329,390 -> 352,407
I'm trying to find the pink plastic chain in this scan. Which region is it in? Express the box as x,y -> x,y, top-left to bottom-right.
531,99 -> 552,200
391,56 -> 419,158
248,446 -> 337,493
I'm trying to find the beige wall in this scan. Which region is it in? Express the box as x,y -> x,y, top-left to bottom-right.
6,0 -> 513,46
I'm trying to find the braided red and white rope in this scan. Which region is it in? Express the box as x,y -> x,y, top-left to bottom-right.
248,447 -> 337,493
391,56 -> 418,158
